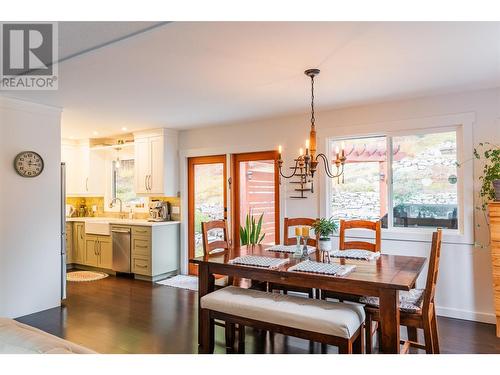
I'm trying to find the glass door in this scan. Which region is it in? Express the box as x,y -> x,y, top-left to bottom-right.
188,155 -> 227,275
232,151 -> 280,246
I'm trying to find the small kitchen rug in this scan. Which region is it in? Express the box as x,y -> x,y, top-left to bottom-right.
156,275 -> 198,291
67,271 -> 109,282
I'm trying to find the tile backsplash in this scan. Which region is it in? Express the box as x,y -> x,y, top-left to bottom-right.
66,196 -> 181,221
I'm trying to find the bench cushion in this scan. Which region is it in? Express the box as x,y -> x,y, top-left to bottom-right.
0,318 -> 95,354
201,286 -> 365,339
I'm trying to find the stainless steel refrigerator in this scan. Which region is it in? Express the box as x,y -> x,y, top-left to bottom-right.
61,162 -> 67,300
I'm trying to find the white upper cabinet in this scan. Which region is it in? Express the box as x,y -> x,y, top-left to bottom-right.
62,140 -> 105,197
134,129 -> 178,196
134,137 -> 151,194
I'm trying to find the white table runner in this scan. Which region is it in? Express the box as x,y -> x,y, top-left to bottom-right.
288,260 -> 356,276
229,255 -> 290,269
330,250 -> 380,261
266,244 -> 316,254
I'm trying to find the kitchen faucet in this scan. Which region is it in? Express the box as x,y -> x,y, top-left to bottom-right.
109,198 -> 125,219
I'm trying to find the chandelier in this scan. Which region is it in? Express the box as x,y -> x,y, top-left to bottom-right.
277,69 -> 347,194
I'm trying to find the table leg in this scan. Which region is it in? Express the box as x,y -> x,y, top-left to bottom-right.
198,263 -> 215,349
379,289 -> 400,354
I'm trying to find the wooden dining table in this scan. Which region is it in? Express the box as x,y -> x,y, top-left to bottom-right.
190,244 -> 427,354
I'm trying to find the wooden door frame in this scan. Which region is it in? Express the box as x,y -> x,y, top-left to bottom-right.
231,150 -> 280,247
187,155 -> 227,275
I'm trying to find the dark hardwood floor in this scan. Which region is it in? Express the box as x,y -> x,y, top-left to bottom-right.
16,276 -> 500,354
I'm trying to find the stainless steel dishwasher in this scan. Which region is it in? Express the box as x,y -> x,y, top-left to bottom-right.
111,227 -> 131,273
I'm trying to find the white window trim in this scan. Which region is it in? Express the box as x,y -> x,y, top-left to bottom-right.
321,112 -> 475,245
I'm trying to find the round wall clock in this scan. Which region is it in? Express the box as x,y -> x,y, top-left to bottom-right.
14,151 -> 44,178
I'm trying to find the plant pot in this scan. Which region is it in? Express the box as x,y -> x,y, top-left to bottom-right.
318,238 -> 332,252
494,180 -> 500,201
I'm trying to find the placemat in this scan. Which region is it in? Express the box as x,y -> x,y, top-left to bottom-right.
229,255 -> 290,269
288,260 -> 356,276
330,250 -> 381,260
266,244 -> 316,254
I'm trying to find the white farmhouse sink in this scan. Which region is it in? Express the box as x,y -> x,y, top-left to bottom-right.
85,220 -> 111,236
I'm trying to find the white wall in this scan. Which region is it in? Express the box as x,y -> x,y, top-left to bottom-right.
0,96 -> 62,318
179,87 -> 500,324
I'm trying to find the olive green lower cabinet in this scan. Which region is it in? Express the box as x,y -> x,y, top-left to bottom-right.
67,220 -> 180,281
84,234 -> 113,270
65,223 -> 73,264
126,224 -> 180,282
72,222 -> 86,265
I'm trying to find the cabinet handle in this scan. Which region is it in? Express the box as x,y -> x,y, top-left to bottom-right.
135,245 -> 148,249
136,264 -> 147,268
85,177 -> 89,192
148,175 -> 152,191
145,175 -> 148,191
94,241 -> 97,255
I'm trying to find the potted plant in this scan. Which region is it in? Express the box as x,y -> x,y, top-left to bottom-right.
312,217 -> 338,252
239,210 -> 265,245
474,142 -> 500,208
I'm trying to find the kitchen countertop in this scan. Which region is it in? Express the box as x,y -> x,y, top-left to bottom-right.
66,217 -> 180,227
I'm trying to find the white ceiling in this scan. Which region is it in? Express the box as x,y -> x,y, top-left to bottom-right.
4,21 -> 500,139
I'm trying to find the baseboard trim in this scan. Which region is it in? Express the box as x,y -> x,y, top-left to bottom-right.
436,306 -> 496,324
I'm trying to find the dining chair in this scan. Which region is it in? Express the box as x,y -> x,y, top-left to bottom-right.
201,219 -> 243,351
320,219 -> 381,301
269,217 -> 319,298
362,229 -> 442,354
339,219 -> 381,252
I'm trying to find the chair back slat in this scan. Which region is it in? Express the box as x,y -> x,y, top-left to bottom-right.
423,229 -> 443,313
339,219 -> 381,252
283,217 -> 319,247
201,220 -> 230,256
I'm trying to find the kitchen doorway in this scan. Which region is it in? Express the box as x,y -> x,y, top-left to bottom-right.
187,155 -> 227,275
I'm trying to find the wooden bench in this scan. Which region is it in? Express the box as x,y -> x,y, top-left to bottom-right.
200,286 -> 365,354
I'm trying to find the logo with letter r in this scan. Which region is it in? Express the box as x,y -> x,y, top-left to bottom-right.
2,23 -> 54,76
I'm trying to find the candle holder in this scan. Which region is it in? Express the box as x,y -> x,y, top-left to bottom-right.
293,235 -> 303,258
321,249 -> 331,263
301,235 -> 310,260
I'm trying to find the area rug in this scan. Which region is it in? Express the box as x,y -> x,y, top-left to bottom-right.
156,275 -> 198,291
67,271 -> 109,282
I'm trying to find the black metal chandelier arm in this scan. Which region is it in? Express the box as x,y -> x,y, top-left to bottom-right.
278,159 -> 301,179
316,153 -> 343,178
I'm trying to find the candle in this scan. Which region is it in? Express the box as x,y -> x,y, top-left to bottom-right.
295,227 -> 302,236
302,226 -> 310,237
299,148 -> 304,156
341,141 -> 345,158
335,146 -> 340,160
278,145 -> 282,159
305,139 -> 310,153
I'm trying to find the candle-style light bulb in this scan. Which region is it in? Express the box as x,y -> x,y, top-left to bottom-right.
299,148 -> 304,156
341,141 -> 345,158
335,146 -> 340,160
306,139 -> 310,149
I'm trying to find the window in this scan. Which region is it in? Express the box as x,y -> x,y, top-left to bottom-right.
112,159 -> 146,207
330,130 -> 458,230
331,136 -> 388,224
